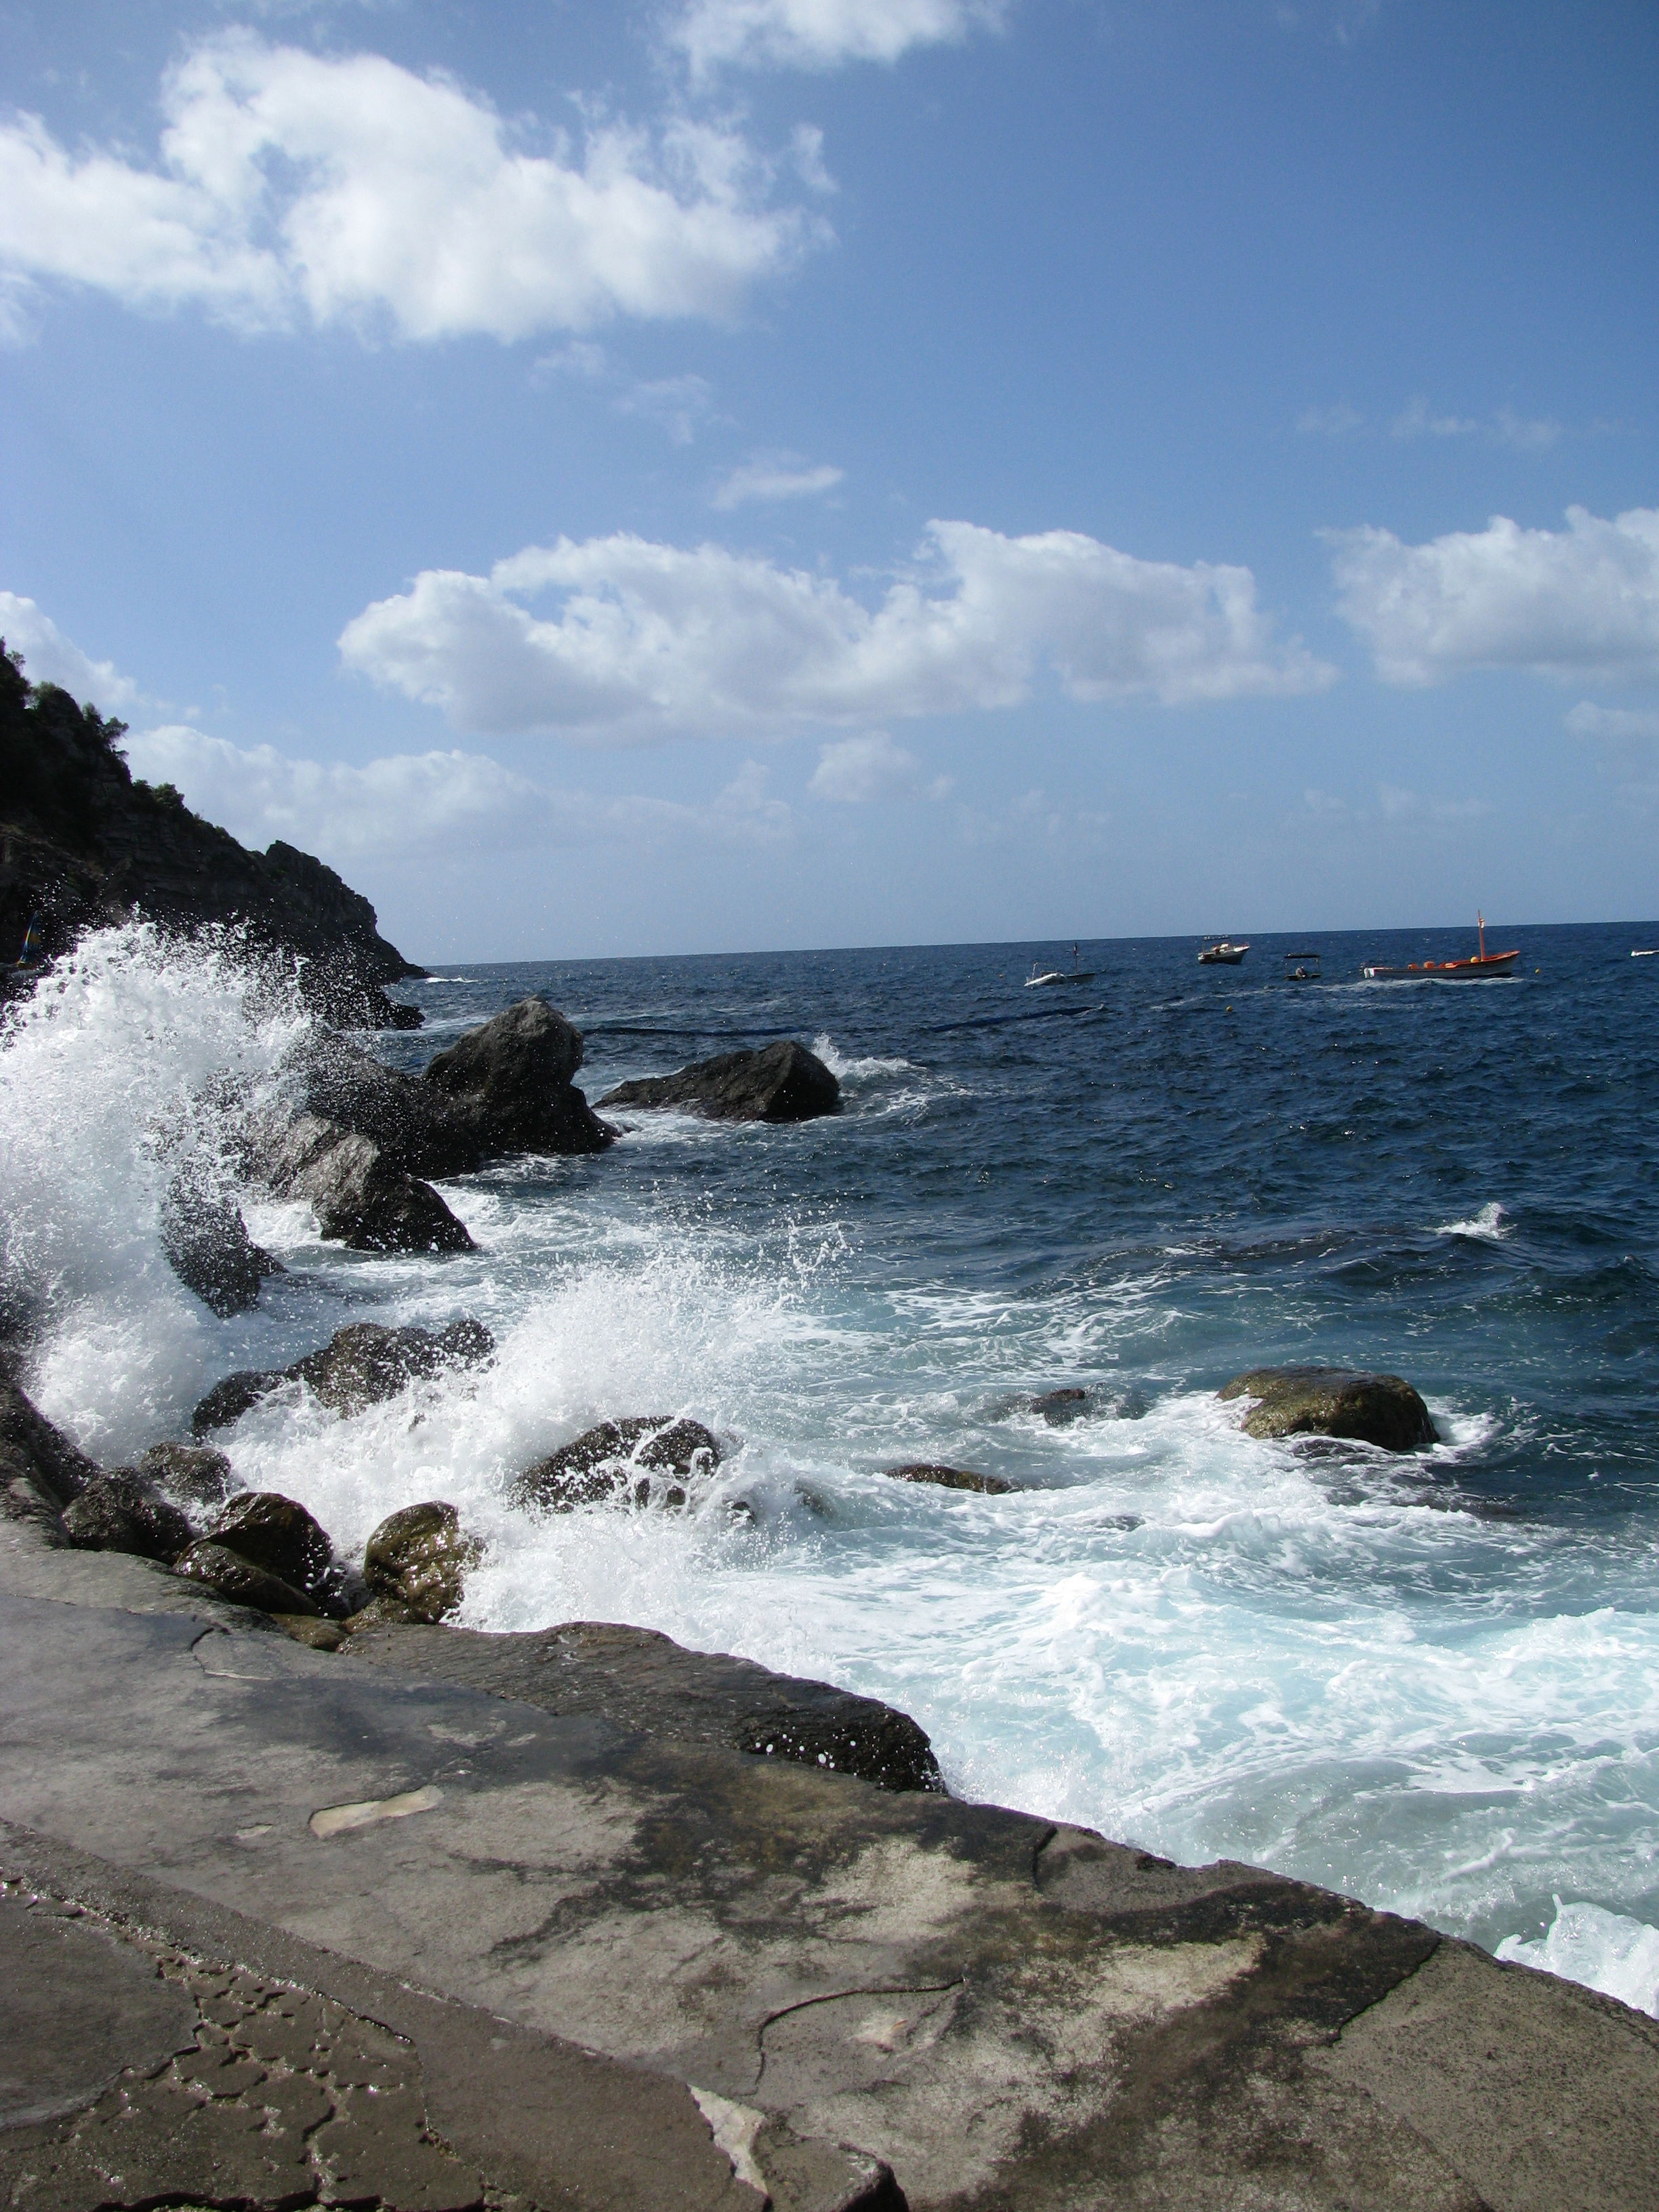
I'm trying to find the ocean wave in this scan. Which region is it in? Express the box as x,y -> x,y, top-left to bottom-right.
1498,1898 -> 1659,2017
1435,1200 -> 1511,1241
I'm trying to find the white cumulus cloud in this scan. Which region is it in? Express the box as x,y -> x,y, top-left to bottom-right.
0,33 -> 823,342
808,730 -> 949,801
712,453 -> 844,507
123,725 -> 793,859
1328,505 -> 1659,687
0,592 -> 140,709
673,0 -> 1008,76
340,518 -> 1332,743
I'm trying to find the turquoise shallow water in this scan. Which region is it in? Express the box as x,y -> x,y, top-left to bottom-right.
5,918 -> 1659,2001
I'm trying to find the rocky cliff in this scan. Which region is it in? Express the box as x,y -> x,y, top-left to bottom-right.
0,643 -> 422,1028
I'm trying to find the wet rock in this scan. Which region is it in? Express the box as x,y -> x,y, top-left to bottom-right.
61,1471 -> 193,1563
0,1378 -> 96,1542
209,1490 -> 333,1597
287,1033 -> 482,1179
273,1612 -> 348,1650
598,1038 -> 839,1124
1218,1365 -> 1437,1451
422,997 -> 614,1157
1024,1387 -> 1091,1425
171,1538 -> 320,1616
140,1441 -> 237,1513
290,1318 -> 494,1417
344,1617 -> 946,1793
361,1501 -> 483,1625
258,1113 -> 474,1254
510,1416 -> 723,1514
191,1370 -> 283,1439
159,1175 -> 281,1318
882,1462 -> 1018,1495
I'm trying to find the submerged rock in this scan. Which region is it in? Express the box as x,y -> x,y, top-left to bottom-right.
209,1490 -> 333,1597
598,1038 -> 839,1124
1218,1366 -> 1437,1451
360,1501 -> 483,1624
62,1471 -> 193,1563
140,1441 -> 237,1513
171,1538 -> 320,1617
423,997 -> 614,1157
191,1318 -> 493,1436
882,1462 -> 1018,1495
511,1416 -> 723,1514
256,1112 -> 474,1254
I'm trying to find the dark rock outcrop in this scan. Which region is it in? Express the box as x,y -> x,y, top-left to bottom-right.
357,1501 -> 482,1626
285,1034 -> 483,1179
61,1471 -> 192,1563
0,1376 -> 96,1541
344,1618 -> 945,1793
882,1462 -> 1017,1495
253,1112 -> 474,1254
511,1416 -> 724,1514
208,1492 -> 333,1597
171,1538 -> 320,1616
191,1319 -> 494,1436
158,1176 -> 280,1317
423,997 -> 614,1157
598,1038 -> 839,1124
140,1441 -> 237,1513
1219,1365 -> 1438,1450
0,644 -> 423,1028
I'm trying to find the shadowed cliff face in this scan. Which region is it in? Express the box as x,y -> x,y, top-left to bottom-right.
0,644 -> 421,1029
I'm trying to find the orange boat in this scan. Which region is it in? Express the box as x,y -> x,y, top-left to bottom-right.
1362,913 -> 1519,981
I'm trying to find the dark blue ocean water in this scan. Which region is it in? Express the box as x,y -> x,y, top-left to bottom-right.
8,916 -> 1659,2003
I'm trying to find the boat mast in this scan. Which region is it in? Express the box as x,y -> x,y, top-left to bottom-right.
1478,910 -> 1486,960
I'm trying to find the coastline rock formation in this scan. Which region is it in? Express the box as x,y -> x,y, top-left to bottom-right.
598,1037 -> 840,1123
190,1318 -> 495,1437
61,1471 -> 192,1563
1220,1365 -> 1438,1450
0,644 -> 424,1030
251,1111 -> 475,1254
358,1501 -> 482,1625
511,1415 -> 724,1513
422,996 -> 615,1155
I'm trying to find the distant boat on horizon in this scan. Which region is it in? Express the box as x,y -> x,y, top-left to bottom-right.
1025,943 -> 1097,987
1363,913 -> 1519,981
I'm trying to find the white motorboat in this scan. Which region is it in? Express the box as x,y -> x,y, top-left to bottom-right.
1197,938 -> 1250,966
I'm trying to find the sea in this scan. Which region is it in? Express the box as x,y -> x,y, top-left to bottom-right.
5,916 -> 1659,2014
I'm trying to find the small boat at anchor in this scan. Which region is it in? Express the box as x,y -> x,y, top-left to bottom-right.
1362,913 -> 1519,981
1197,937 -> 1250,966
1025,944 -> 1097,987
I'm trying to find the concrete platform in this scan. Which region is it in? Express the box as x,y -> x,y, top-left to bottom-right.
3,1536 -> 1658,2209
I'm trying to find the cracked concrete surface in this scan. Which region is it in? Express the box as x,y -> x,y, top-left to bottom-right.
4,1536 -> 1659,2208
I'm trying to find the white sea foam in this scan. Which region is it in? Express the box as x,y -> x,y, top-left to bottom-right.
1498,1899 -> 1659,2017
1435,1200 -> 1511,1241
811,1032 -> 918,1082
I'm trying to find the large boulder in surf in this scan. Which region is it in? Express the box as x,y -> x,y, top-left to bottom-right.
159,1174 -> 281,1317
511,1416 -> 724,1514
257,1112 -> 474,1254
358,1500 -> 483,1625
423,998 -> 614,1157
598,1038 -> 839,1124
190,1318 -> 495,1436
882,1462 -> 1017,1495
61,1469 -> 193,1563
284,1034 -> 483,1179
140,1440 -> 237,1515
208,1490 -> 333,1597
171,1538 -> 320,1618
1218,1366 -> 1437,1451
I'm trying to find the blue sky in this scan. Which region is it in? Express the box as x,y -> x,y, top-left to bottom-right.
3,0 -> 1656,960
